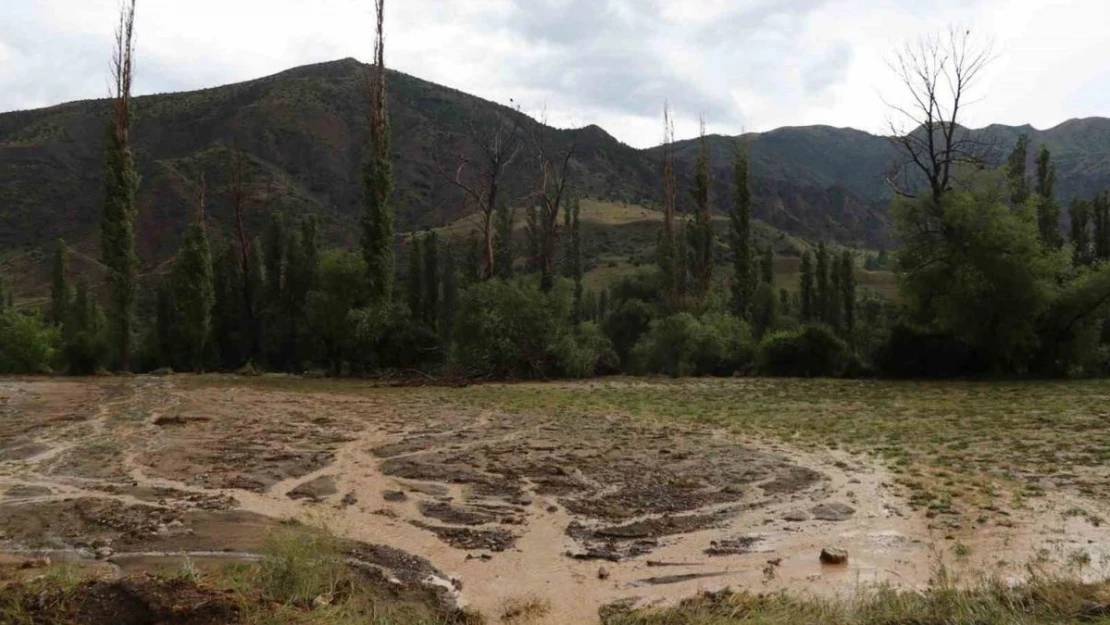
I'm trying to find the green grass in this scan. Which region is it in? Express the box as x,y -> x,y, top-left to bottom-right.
445,377 -> 1110,516
604,573 -> 1110,624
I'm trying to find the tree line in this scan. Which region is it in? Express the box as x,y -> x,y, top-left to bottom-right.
6,19 -> 1110,379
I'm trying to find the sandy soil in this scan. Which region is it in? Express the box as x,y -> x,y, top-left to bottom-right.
1,376 -> 1108,624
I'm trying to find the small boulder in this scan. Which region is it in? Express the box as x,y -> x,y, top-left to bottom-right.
598,566 -> 610,580
95,546 -> 113,560
820,547 -> 849,565
783,510 -> 809,522
811,502 -> 855,522
383,490 -> 408,503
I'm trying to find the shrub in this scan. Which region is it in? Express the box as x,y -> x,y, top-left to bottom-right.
631,312 -> 754,377
0,310 -> 58,374
757,324 -> 848,377
876,323 -> 987,378
454,279 -> 571,378
604,298 -> 654,363
552,321 -> 619,378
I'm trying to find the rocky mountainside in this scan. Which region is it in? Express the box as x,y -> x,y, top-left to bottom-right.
2,58 -> 1109,267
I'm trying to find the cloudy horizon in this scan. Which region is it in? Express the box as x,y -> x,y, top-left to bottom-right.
2,0 -> 1108,149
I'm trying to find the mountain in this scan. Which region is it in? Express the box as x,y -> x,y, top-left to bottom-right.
3,58 -> 1110,273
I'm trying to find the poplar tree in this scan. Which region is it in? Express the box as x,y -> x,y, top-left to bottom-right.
171,181 -> 215,371
362,0 -> 394,305
51,239 -> 70,326
1006,134 -> 1030,206
101,0 -> 140,370
64,278 -> 106,374
828,254 -> 842,332
800,250 -> 815,322
407,234 -> 424,321
494,205 -> 515,279
567,197 -> 583,321
1035,145 -> 1061,248
689,120 -> 713,301
1071,199 -> 1092,267
760,246 -> 774,284
440,246 -> 458,350
730,143 -> 753,320
840,250 -> 856,335
815,242 -> 830,323
1092,191 -> 1110,262
423,231 -> 440,329
659,103 -> 680,312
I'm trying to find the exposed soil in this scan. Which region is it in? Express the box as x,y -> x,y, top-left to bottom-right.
2,376 -> 1108,624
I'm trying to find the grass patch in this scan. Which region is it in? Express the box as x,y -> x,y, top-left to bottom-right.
605,573 -> 1110,624
444,377 -> 1110,515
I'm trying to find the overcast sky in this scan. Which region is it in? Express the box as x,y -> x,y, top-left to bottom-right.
2,0 -> 1108,148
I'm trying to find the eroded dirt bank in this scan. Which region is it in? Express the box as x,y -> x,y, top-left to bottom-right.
1,376 -> 1107,624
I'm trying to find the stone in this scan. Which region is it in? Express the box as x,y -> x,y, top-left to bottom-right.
95,546 -> 113,560
783,510 -> 809,522
820,547 -> 848,565
341,492 -> 358,507
598,566 -> 610,580
383,490 -> 408,503
811,502 -> 855,522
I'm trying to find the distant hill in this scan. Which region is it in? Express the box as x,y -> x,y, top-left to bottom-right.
2,58 -> 1110,272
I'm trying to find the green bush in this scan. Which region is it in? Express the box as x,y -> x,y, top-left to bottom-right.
631,312 -> 754,377
0,310 -> 58,374
757,324 -> 848,377
604,298 -> 654,363
552,321 -> 619,378
454,279 -> 572,378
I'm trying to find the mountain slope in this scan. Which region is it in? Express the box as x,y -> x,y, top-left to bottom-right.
2,58 -> 1110,269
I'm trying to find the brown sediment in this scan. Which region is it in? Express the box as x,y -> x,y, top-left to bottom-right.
1,376 -> 1109,624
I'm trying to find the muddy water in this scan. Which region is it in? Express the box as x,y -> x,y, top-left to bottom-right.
1,377 -> 1110,624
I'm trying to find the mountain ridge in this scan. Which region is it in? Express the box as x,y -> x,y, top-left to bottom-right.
2,58 -> 1109,269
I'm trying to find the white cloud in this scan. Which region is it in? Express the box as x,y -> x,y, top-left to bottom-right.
1,0 -> 1107,147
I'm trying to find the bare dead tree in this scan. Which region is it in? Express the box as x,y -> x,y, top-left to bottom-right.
433,107 -> 525,280
659,102 -> 681,312
884,27 -> 994,206
111,0 -> 137,148
531,109 -> 577,292
228,149 -> 253,318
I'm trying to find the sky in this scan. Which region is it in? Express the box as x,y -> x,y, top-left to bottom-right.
2,0 -> 1108,148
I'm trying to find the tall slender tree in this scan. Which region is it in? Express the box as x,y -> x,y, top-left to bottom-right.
532,113 -> 576,292
1035,145 -> 1061,248
1006,134 -> 1030,206
101,0 -> 140,370
567,196 -> 584,320
1092,191 -> 1110,262
659,103 -> 680,312
839,251 -> 856,335
407,234 -> 424,321
171,178 -> 215,371
440,246 -> 458,350
423,231 -> 440,329
50,239 -> 70,326
815,242 -> 830,324
1071,198 -> 1092,267
730,142 -> 753,320
760,246 -> 774,285
689,119 -> 713,301
828,254 -> 843,331
494,205 -> 515,279
800,250 -> 815,322
362,0 -> 394,305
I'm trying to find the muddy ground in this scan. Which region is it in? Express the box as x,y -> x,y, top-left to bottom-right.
0,376 -> 1108,624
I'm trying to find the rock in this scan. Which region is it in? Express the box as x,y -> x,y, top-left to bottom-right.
19,556 -> 50,569
155,523 -> 170,536
783,510 -> 809,522
598,566 -> 610,580
287,476 -> 338,502
95,546 -> 113,560
820,547 -> 849,565
341,492 -> 358,507
811,502 -> 855,522
383,490 -> 408,503
546,505 -> 559,513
